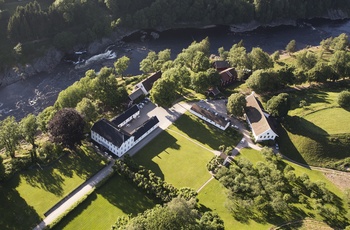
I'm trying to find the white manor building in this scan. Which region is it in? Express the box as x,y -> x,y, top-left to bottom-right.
245,92 -> 278,142
91,106 -> 159,157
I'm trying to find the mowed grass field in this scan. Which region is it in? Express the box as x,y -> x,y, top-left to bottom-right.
278,87 -> 350,167
0,144 -> 106,230
197,148 -> 348,230
53,174 -> 155,230
133,113 -> 241,190
303,108 -> 350,135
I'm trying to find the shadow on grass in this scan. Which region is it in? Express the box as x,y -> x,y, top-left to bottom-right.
51,192 -> 97,230
277,122 -> 309,166
98,174 -> 155,214
289,88 -> 330,110
21,167 -> 65,197
173,113 -> 241,150
133,131 -> 180,180
56,145 -> 105,181
52,174 -> 155,230
283,116 -> 328,137
0,183 -> 41,230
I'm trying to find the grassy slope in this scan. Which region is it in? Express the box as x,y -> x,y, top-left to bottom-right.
277,87 -> 350,168
197,148 -> 348,230
53,174 -> 155,230
0,144 -> 105,230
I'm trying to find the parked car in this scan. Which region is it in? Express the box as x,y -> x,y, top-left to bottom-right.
231,124 -> 239,129
275,143 -> 279,150
240,138 -> 245,144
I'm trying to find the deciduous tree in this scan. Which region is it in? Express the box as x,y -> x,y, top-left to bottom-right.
48,108 -> 85,148
150,78 -> 177,107
114,56 -> 130,77
20,114 -> 38,161
266,93 -> 290,117
226,93 -> 246,117
0,116 -> 20,158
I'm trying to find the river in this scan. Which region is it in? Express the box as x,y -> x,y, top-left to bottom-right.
0,18 -> 349,121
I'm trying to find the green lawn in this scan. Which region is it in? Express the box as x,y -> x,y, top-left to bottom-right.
238,148 -> 265,165
171,112 -> 242,150
0,144 -> 105,230
53,174 -> 155,230
304,108 -> 350,135
133,129 -> 214,190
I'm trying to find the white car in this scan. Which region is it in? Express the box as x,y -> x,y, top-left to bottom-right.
240,138 -> 245,144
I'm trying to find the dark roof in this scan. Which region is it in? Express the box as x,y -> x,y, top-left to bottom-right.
213,60 -> 230,70
111,105 -> 139,127
190,104 -> 229,128
219,67 -> 237,82
245,93 -> 277,136
129,88 -> 144,101
91,119 -> 130,147
133,116 -> 159,140
207,87 -> 221,96
142,71 -> 162,92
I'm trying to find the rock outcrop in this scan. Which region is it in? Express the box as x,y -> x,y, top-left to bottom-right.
0,48 -> 63,87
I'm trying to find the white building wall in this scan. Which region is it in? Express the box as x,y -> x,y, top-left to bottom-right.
135,83 -> 148,95
255,129 -> 278,142
91,121 -> 159,158
190,109 -> 228,131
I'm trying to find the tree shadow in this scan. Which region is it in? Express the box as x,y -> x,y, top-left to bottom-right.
97,174 -> 155,214
289,88 -> 330,110
283,116 -> 328,138
51,192 -> 97,230
21,167 -> 65,197
0,185 -> 41,230
133,131 -> 180,180
277,122 -> 309,166
172,113 -> 237,150
55,146 -> 105,181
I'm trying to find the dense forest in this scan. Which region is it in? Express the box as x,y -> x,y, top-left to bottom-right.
1,0 -> 350,71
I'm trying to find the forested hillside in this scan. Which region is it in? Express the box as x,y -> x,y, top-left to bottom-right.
0,0 -> 350,70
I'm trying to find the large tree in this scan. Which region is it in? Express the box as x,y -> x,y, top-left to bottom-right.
227,93 -> 246,117
329,50 -> 350,80
150,78 -> 177,107
0,116 -> 20,158
249,47 -> 273,71
48,108 -> 85,148
20,114 -> 38,162
76,97 -> 99,123
266,93 -> 291,117
114,56 -> 130,77
246,69 -> 279,93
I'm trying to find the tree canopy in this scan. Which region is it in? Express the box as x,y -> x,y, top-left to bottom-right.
338,90 -> 350,109
266,93 -> 291,117
47,108 -> 85,148
226,93 -> 246,117
0,116 -> 20,158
